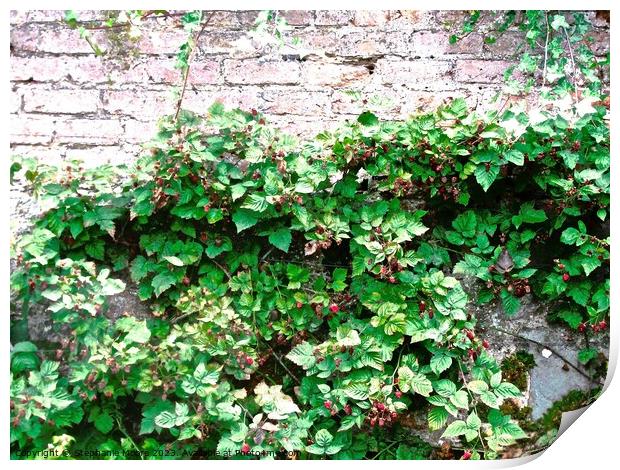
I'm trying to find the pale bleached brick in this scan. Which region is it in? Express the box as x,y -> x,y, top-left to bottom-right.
102,90 -> 174,120
455,59 -> 513,83
23,88 -> 100,113
10,115 -> 57,144
302,62 -> 370,87
224,59 -> 301,85
53,118 -> 124,144
261,89 -> 331,115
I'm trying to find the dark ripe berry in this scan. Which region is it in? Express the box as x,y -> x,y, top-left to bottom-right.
462,450 -> 472,460
558,263 -> 565,270
344,404 -> 352,415
599,320 -> 607,330
391,412 -> 397,419
578,323 -> 587,333
592,324 -> 600,333
215,238 -> 223,247
419,301 -> 426,312
562,273 -> 570,282
395,391 -> 402,399
324,400 -> 332,409
329,304 -> 339,313
245,356 -> 254,366
296,301 -> 303,309
482,340 -> 490,349
189,174 -> 199,184
466,330 -> 475,341
428,310 -> 434,319
370,417 -> 377,427
241,442 -> 251,454
203,204 -> 211,212
200,232 -> 208,242
376,402 -> 385,412
375,227 -> 382,234
182,276 -> 190,286
488,264 -> 495,273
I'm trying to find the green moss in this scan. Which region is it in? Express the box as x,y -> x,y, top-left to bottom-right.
536,388 -> 599,432
501,352 -> 536,391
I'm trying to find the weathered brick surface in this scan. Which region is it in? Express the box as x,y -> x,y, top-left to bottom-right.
9,8 -> 609,169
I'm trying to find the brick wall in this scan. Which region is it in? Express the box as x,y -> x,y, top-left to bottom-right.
10,10 -> 610,167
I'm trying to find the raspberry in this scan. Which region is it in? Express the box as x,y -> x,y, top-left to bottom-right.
418,301 -> 426,312
482,340 -> 489,349
329,304 -> 339,313
395,391 -> 402,399
578,323 -> 587,333
562,273 -> 570,282
241,443 -> 251,454
462,450 -> 472,460
245,356 -> 254,366
375,402 -> 385,411
324,400 -> 332,409
466,330 -> 475,341
296,301 -> 303,309
599,320 -> 607,330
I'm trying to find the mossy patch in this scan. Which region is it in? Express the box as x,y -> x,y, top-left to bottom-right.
501,351 -> 536,391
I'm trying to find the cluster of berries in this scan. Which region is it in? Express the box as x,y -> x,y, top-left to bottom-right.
365,400 -> 398,428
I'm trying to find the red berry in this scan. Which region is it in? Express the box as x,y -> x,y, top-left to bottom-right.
462,450 -> 472,460
599,320 -> 607,330
418,301 -> 426,312
388,276 -> 396,284
376,402 -> 385,411
296,301 -> 303,309
329,304 -> 339,313
578,323 -> 587,333
245,356 -> 254,366
182,276 -> 190,286
562,273 -> 570,282
324,400 -> 332,409
482,340 -> 489,349
466,330 -> 475,341
241,442 -> 251,454
344,404 -> 352,415
395,391 -> 402,399
378,418 -> 385,427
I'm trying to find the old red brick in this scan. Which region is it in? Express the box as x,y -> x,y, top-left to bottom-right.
315,10 -> 353,26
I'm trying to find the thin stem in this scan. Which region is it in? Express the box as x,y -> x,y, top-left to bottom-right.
542,12 -> 550,89
174,12 -> 215,122
561,25 -> 578,92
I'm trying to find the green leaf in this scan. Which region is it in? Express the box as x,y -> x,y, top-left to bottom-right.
94,412 -> 114,434
560,227 -> 582,245
578,348 -> 598,365
154,410 -> 177,429
286,342 -> 316,369
500,290 -> 520,315
428,407 -> 449,431
504,149 -> 524,166
152,271 -> 177,297
442,420 -> 467,438
410,373 -> 433,397
430,354 -> 452,375
268,228 -> 292,253
232,209 -> 259,233
357,111 -> 379,126
163,256 -> 184,267
474,164 -> 500,192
